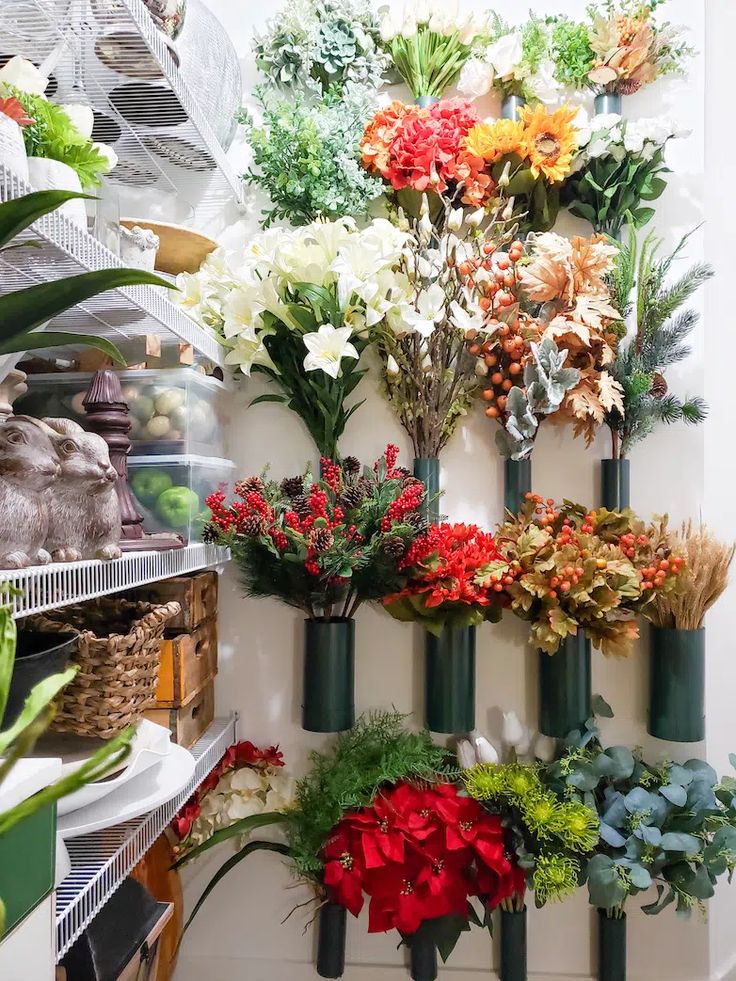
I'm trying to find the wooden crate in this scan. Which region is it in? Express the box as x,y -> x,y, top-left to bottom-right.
144,682 -> 215,749
124,572 -> 218,634
155,618 -> 218,708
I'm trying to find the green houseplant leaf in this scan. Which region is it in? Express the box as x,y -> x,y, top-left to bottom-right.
0,189 -> 95,249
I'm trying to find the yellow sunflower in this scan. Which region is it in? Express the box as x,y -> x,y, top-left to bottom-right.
462,119 -> 525,164
519,104 -> 579,183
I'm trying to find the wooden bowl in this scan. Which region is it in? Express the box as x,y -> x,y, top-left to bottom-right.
120,219 -> 217,275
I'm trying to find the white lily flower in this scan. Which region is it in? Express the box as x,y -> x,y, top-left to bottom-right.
458,57 -> 494,99
450,299 -> 484,335
303,325 -> 359,379
456,738 -> 477,770
487,31 -> 523,79
447,208 -> 463,231
534,733 -> 558,763
473,734 -> 499,764
502,196 -> 516,221
497,160 -> 512,188
386,354 -> 400,378
0,56 -> 48,95
466,208 -> 485,229
62,103 -> 94,139
501,710 -> 526,748
92,142 -> 118,171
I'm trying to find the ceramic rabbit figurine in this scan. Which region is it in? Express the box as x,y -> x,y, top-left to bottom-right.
0,415 -> 60,568
42,418 -> 122,562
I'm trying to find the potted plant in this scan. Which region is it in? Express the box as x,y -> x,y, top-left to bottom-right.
0,590 -> 133,936
460,726 -> 599,981
377,3 -> 489,104
177,216 -> 407,463
644,522 -> 734,742
601,230 -> 711,508
465,232 -> 623,513
204,447 -> 425,732
384,522 -> 508,733
175,712 -> 523,980
544,705 -> 736,981
496,497 -> 683,737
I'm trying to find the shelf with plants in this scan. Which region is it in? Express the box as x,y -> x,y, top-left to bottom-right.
5,543 -> 230,620
55,713 -> 238,960
0,0 -> 244,227
0,164 -> 225,367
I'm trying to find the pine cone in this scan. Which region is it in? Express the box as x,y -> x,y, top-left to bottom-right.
342,455 -> 361,475
292,494 -> 311,519
202,524 -> 218,544
309,527 -> 334,553
402,475 -> 423,489
407,511 -> 428,533
280,475 -> 304,498
650,372 -> 668,399
241,514 -> 267,536
235,476 -> 264,497
340,486 -> 365,509
382,536 -> 406,558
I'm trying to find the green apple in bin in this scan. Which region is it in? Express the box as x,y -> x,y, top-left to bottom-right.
131,469 -> 173,507
156,486 -> 201,530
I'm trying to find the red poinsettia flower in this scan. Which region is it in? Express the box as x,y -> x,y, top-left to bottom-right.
346,792 -> 406,869
0,96 -> 35,127
477,860 -> 527,910
221,740 -> 284,770
322,827 -> 366,917
365,852 -> 454,935
173,797 -> 201,840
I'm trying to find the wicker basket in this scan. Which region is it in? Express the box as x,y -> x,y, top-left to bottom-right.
25,598 -> 181,739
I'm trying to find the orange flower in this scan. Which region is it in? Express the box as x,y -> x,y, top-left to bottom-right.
462,119 -> 525,165
519,104 -> 578,183
360,101 -> 419,176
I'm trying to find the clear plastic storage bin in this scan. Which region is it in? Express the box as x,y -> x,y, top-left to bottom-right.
128,455 -> 235,544
16,369 -> 227,457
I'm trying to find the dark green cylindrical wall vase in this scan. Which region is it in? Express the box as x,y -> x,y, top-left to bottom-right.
504,458 -> 532,515
648,626 -> 705,742
425,626 -> 476,733
600,459 -> 630,511
597,910 -> 626,981
502,94 -> 526,120
409,921 -> 438,981
302,619 -> 355,733
316,902 -> 347,978
414,457 -> 440,525
538,632 -> 592,738
500,907 -> 527,981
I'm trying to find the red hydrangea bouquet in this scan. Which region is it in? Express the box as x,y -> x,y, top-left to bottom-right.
204,447 -> 426,733
385,523 -> 509,734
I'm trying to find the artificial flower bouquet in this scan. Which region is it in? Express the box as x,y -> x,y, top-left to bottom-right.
384,521 -> 509,734
563,112 -> 685,236
253,0 -> 388,96
377,1 -> 489,101
204,447 -> 426,731
172,740 -> 291,860
496,495 -> 683,659
544,705 -> 736,978
360,98 -> 580,231
178,216 -> 407,459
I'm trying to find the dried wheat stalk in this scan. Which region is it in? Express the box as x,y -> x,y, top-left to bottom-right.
647,521 -> 735,630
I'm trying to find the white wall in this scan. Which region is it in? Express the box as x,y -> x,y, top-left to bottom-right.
176,2 -> 736,978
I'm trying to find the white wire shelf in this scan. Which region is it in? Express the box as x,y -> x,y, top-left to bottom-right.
6,543 -> 230,619
56,713 -> 238,960
0,164 -> 226,367
0,0 -> 244,227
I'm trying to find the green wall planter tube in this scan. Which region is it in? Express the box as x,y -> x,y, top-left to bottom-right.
500,907 -> 527,981
409,921 -> 438,981
316,902 -> 347,979
594,92 -> 623,115
600,459 -> 630,512
502,94 -> 526,120
425,625 -> 476,734
414,457 -> 440,525
504,458 -> 532,515
302,619 -> 355,733
648,626 -> 705,742
538,632 -> 592,738
0,802 -> 56,937
597,909 -> 627,981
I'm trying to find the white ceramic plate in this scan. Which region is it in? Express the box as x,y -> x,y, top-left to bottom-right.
58,743 -> 195,839
32,719 -> 171,781
57,739 -> 172,816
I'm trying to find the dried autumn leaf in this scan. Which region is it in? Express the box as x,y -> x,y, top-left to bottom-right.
598,371 -> 625,414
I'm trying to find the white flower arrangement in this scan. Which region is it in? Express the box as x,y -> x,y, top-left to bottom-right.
572,112 -> 686,171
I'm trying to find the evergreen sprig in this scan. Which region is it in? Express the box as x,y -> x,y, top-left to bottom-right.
606,230 -> 712,458
285,711 -> 454,879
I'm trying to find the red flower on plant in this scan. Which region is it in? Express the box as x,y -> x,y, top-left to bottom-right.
0,96 -> 35,127
323,828 -> 366,917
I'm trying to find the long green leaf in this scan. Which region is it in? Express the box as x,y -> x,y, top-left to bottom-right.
0,330 -> 125,365
172,811 -> 287,869
0,666 -> 78,755
181,840 -> 291,939
0,269 -> 174,340
0,190 -> 95,250
0,608 -> 16,726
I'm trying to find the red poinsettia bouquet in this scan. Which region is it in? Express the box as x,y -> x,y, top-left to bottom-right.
323,780 -> 520,939
384,522 -> 510,634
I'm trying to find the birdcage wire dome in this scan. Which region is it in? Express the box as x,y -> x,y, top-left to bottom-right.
0,0 -> 243,225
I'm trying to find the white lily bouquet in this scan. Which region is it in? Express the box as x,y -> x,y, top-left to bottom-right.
562,113 -> 687,236
378,0 -> 489,101
177,217 -> 407,458
368,196 -> 514,460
